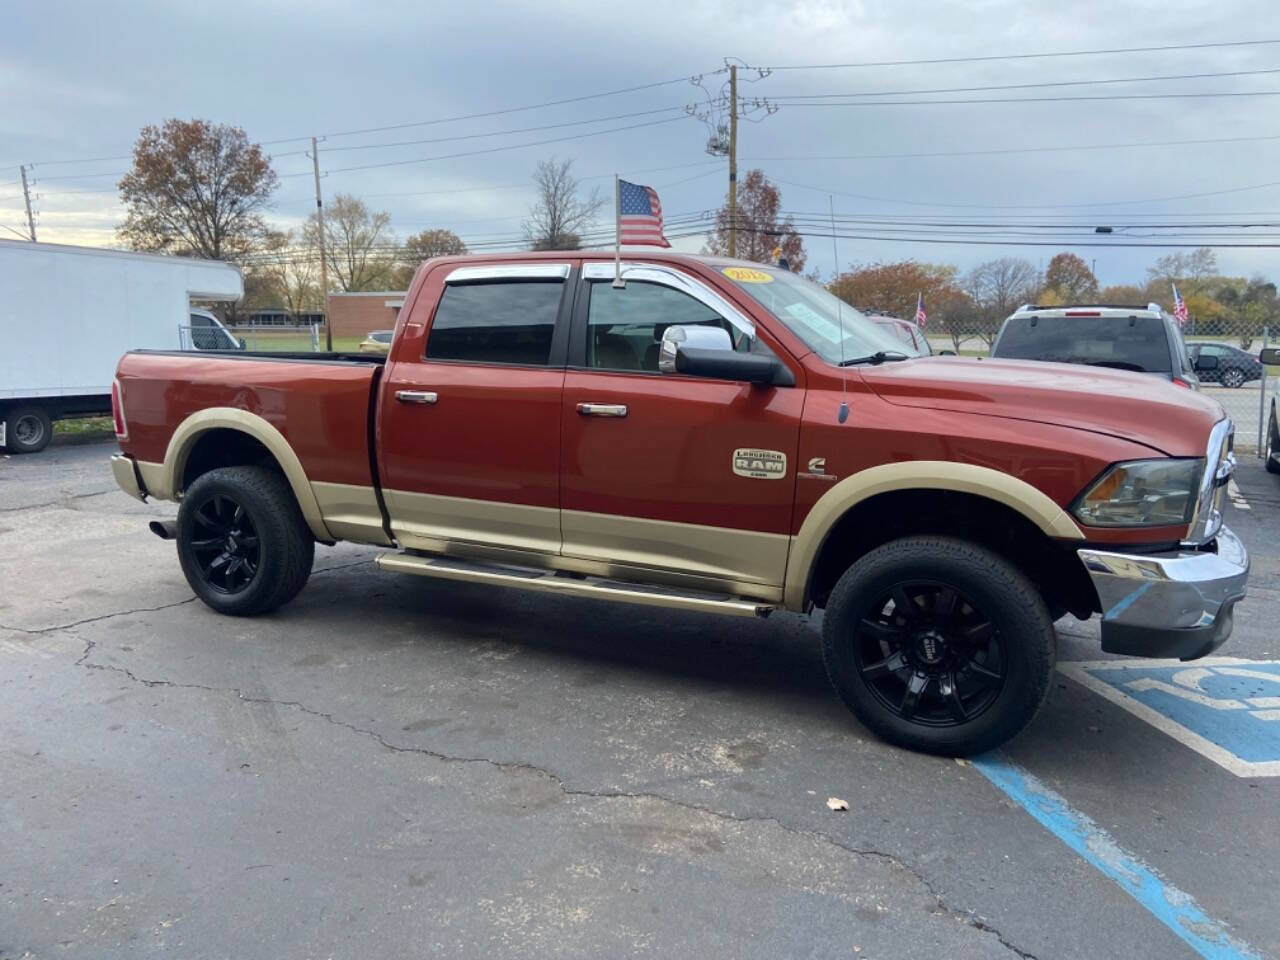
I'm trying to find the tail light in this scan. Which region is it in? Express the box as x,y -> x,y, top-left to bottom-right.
111,377 -> 128,440
1172,377 -> 1193,390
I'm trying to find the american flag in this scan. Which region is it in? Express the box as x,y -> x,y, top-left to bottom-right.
1172,283 -> 1188,326
915,292 -> 927,330
618,179 -> 670,247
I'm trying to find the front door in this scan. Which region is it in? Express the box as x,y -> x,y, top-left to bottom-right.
378,261 -> 575,558
559,263 -> 804,600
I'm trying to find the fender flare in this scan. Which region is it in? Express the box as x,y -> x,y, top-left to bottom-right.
154,407 -> 334,542
782,460 -> 1083,611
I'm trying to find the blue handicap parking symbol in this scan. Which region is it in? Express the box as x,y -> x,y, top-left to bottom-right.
1059,658 -> 1280,777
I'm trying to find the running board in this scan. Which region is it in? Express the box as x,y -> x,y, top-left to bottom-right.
374,552 -> 775,619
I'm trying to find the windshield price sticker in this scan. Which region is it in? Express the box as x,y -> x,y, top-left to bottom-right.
723,267 -> 773,284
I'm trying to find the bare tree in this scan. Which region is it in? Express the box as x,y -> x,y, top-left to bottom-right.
1146,248 -> 1218,295
304,193 -> 395,291
523,157 -> 603,250
257,229 -> 321,315
963,257 -> 1041,346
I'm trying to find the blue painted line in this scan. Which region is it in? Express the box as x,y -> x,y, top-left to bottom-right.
972,754 -> 1260,960
1102,580 -> 1156,621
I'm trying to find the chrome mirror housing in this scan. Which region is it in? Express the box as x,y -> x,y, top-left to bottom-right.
658,324 -> 733,374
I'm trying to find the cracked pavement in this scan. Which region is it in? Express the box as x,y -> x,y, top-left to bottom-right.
3,440 -> 1278,959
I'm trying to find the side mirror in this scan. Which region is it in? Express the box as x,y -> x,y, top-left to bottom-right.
1260,348 -> 1280,366
238,337 -> 247,350
658,324 -> 784,385
1194,354 -> 1219,372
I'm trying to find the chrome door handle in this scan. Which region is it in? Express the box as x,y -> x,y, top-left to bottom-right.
396,390 -> 438,405
576,402 -> 628,418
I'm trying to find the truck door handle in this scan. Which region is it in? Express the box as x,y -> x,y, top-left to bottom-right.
396,390 -> 438,405
576,403 -> 628,418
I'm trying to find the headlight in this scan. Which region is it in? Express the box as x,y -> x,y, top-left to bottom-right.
1073,459 -> 1203,527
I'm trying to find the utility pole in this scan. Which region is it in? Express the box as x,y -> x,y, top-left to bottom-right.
19,166 -> 36,242
727,64 -> 738,259
311,137 -> 332,351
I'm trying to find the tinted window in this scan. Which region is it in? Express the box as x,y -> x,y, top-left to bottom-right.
585,280 -> 733,371
994,315 -> 1172,373
427,281 -> 563,365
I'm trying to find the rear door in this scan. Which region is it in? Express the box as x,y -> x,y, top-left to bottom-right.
559,262 -> 803,599
378,261 -> 575,559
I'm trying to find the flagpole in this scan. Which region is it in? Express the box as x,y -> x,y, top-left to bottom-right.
613,174 -> 624,289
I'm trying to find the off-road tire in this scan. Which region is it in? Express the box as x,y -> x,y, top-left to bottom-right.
3,406 -> 52,453
176,466 -> 314,616
821,536 -> 1055,756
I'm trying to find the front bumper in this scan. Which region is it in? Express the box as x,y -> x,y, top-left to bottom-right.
1077,526 -> 1249,661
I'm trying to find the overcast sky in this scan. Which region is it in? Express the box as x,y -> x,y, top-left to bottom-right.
3,0 -> 1279,288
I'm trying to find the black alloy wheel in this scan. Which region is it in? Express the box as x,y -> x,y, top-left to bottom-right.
853,580 -> 1005,727
188,492 -> 261,594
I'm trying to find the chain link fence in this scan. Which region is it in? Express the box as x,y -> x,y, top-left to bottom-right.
922,315 -> 1277,454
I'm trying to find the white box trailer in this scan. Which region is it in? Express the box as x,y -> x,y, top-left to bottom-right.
0,239 -> 243,452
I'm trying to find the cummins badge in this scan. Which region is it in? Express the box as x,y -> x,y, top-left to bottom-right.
732,448 -> 787,480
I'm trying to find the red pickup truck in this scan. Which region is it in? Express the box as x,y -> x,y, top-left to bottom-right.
110,253 -> 1248,755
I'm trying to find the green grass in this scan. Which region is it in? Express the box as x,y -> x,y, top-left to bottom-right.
228,331 -> 365,352
54,416 -> 113,437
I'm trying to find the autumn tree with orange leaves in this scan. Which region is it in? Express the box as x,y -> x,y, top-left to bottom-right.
118,118 -> 278,261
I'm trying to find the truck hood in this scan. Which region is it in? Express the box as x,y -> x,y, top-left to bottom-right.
859,357 -> 1225,457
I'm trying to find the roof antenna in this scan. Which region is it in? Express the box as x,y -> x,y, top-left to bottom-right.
830,195 -> 849,424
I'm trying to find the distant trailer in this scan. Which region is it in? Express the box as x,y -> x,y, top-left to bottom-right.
0,238 -> 242,453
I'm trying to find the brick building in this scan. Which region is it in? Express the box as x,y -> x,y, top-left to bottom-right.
326,291 -> 406,340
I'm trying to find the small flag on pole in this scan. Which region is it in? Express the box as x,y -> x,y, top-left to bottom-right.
618,179 -> 670,248
1172,283 -> 1188,326
915,292 -> 927,330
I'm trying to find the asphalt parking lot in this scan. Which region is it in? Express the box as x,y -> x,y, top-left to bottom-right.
3,438 -> 1279,959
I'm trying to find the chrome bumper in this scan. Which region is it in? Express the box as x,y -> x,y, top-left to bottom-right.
111,454 -> 146,502
1078,526 -> 1249,661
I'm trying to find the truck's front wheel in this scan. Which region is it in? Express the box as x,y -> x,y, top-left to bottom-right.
821,536 -> 1055,756
176,466 -> 314,616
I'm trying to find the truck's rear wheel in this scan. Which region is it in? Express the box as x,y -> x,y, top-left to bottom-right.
176,466 -> 314,616
821,536 -> 1055,756
3,406 -> 52,454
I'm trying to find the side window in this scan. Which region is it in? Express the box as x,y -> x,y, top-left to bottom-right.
190,314 -> 211,327
426,280 -> 564,365
585,280 -> 747,372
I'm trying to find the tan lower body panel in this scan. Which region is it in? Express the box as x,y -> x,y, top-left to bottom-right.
561,508 -> 789,595
384,488 -> 562,555
311,481 -> 394,547
380,489 -> 786,603
376,553 -> 774,618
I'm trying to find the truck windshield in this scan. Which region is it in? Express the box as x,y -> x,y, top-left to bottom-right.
719,266 -> 908,364
994,315 -> 1171,373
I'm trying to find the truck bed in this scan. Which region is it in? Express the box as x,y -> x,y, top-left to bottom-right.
116,350 -> 384,492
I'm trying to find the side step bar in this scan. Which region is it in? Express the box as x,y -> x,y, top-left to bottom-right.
374,552 -> 775,619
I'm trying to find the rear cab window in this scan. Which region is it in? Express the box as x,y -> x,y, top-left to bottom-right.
993,314 -> 1173,373
426,278 -> 566,366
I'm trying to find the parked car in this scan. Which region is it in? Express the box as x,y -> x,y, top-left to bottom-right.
110,253 -> 1247,756
1186,342 -> 1264,388
1262,348 -> 1280,475
359,330 -> 394,354
991,303 -> 1199,389
870,315 -> 932,356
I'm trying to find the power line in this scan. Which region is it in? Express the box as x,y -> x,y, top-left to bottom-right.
761,38 -> 1280,71
771,176 -> 1280,211
779,90 -> 1280,107
743,131 -> 1280,165
277,72 -> 713,143
320,105 -> 690,154
766,66 -> 1280,101
323,115 -> 694,175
